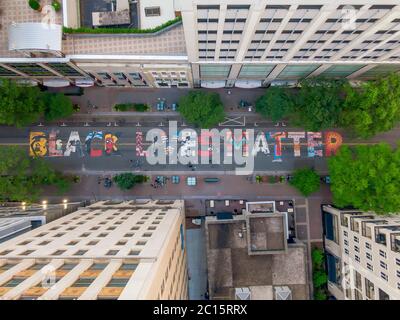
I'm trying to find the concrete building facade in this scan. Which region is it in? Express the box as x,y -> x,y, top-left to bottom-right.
180,0 -> 400,88
322,205 -> 400,300
0,200 -> 188,300
2,0 -> 400,89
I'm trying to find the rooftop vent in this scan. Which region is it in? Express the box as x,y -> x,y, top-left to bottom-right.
235,287 -> 251,300
274,286 -> 292,300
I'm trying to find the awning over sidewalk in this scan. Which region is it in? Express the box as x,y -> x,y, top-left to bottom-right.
43,79 -> 71,87
234,80 -> 262,88
200,80 -> 226,88
75,79 -> 95,87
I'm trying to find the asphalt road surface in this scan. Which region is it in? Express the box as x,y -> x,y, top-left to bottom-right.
0,125 -> 357,175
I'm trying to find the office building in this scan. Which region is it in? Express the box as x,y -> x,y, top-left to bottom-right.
0,0 -> 190,88
0,200 -> 188,300
1,1 -> 400,89
181,0 -> 400,88
323,205 -> 400,300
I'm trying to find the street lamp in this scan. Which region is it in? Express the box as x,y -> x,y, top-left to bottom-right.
63,199 -> 68,210
22,202 -> 26,211
42,200 -> 48,210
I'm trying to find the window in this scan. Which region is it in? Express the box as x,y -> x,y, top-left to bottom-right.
74,250 -> 88,256
396,270 -> 400,278
116,240 -> 127,246
136,241 -> 147,246
200,65 -> 231,78
344,248 -> 349,255
365,278 -> 375,299
354,245 -> 359,253
120,264 -> 137,271
67,241 -> 78,246
87,240 -> 99,245
396,258 -> 400,266
355,255 -> 360,262
381,272 -> 388,281
366,252 -> 372,260
379,250 -> 387,259
129,250 -> 141,256
106,250 -> 119,256
380,261 -> 387,270
52,250 -> 66,255
367,263 -> 373,271
145,7 -> 161,17
354,236 -> 359,243
72,278 -> 94,287
2,278 -> 26,287
343,231 -> 348,237
366,242 -> 371,250
91,263 -> 107,270
378,288 -> 390,300
124,233 -> 134,237
0,250 -> 12,256
20,250 -> 34,256
344,239 -> 349,246
106,278 -> 129,287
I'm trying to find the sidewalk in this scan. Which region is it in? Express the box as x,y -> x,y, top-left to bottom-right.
43,174 -> 332,202
53,86 -> 266,115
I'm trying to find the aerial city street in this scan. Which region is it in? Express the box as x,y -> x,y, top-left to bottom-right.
0,0 -> 400,308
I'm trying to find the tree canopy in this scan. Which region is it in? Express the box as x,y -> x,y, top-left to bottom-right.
289,167 -> 321,196
255,86 -> 294,122
0,146 -> 71,202
113,173 -> 148,191
341,73 -> 400,138
328,143 -> 400,214
0,79 -> 45,127
293,78 -> 346,131
44,92 -> 74,121
178,91 -> 225,128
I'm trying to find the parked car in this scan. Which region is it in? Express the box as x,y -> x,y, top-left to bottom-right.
321,175 -> 331,184
103,177 -> 112,188
171,103 -> 178,111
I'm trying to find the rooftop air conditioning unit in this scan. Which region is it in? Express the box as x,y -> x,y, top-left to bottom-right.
235,287 -> 251,300
274,286 -> 292,300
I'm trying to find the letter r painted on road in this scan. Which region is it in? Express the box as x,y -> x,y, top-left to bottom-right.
325,131 -> 343,157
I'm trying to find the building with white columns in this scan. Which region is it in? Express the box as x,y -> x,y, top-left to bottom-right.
322,205 -> 400,300
0,200 -> 188,300
2,0 -> 400,88
180,0 -> 400,88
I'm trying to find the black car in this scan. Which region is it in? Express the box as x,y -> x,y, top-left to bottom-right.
104,177 -> 112,188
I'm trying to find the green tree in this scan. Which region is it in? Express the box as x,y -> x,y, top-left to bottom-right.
113,173 -> 147,191
255,87 -> 294,121
313,270 -> 328,288
0,79 -> 45,127
293,78 -> 347,131
314,288 -> 328,300
341,73 -> 400,138
0,146 -> 71,202
178,91 -> 225,128
43,93 -> 74,121
312,248 -> 325,269
328,143 -> 400,214
289,168 -> 321,197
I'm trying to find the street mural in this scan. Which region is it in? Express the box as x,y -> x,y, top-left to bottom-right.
29,128 -> 343,161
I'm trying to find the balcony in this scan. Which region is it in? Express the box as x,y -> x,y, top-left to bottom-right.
391,233 -> 400,253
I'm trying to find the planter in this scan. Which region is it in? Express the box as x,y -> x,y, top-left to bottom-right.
28,0 -> 41,11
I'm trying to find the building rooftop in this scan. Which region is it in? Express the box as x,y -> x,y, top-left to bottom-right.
0,0 -> 187,58
205,202 -> 309,300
